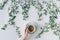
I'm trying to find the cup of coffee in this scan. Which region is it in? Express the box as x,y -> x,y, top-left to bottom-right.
28,25 -> 35,32
26,22 -> 37,34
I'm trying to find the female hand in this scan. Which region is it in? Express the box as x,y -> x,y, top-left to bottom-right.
21,27 -> 28,40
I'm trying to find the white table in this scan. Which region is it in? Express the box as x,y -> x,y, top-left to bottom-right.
0,0 -> 60,40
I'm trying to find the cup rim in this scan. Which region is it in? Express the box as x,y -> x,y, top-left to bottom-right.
26,22 -> 38,34
28,24 -> 36,33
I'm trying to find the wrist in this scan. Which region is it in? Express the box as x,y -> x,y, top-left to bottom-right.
21,38 -> 25,40
21,36 -> 26,40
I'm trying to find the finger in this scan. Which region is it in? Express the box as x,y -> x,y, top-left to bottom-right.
25,27 -> 27,32
25,27 -> 28,34
25,26 -> 28,33
26,28 -> 28,32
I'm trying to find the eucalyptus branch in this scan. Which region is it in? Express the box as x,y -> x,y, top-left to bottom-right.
8,0 -> 21,38
0,0 -> 8,9
21,1 -> 30,20
31,0 -> 48,21
14,25 -> 22,38
1,0 -> 21,38
1,24 -> 8,30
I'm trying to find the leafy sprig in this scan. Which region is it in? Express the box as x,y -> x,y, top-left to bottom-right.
0,0 -> 8,9
21,1 -> 30,20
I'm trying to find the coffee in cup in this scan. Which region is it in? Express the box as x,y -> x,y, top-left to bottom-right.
28,25 -> 34,32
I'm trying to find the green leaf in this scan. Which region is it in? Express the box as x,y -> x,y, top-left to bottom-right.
9,16 -> 16,21
1,28 -> 5,30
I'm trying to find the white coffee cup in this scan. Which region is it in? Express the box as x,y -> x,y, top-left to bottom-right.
26,22 -> 38,34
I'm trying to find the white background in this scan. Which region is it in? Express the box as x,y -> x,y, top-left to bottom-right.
0,0 -> 60,40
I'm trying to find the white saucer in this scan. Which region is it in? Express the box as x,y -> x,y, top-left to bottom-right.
26,22 -> 37,34
26,22 -> 43,38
